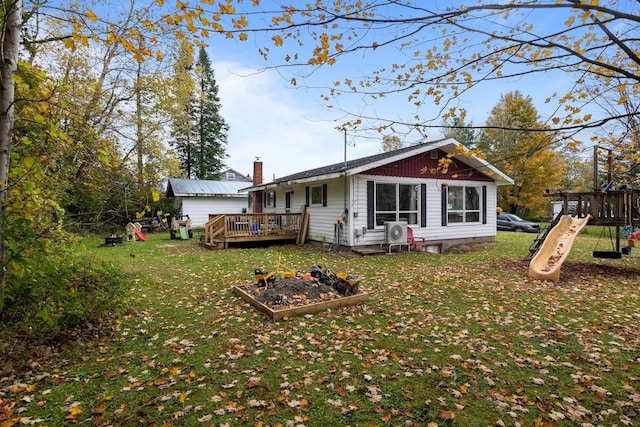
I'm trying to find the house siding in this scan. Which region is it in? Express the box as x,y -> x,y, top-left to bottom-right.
307,179 -> 349,245
366,149 -> 493,181
247,139 -> 510,250
262,178 -> 350,246
257,175 -> 498,250
176,196 -> 248,227
347,175 -> 498,249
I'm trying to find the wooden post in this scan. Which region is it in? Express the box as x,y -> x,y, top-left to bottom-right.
593,146 -> 598,191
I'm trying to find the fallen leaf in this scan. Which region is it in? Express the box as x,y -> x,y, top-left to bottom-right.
438,410 -> 455,420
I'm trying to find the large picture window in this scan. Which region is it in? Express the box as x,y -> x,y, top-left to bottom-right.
447,186 -> 480,223
375,183 -> 419,226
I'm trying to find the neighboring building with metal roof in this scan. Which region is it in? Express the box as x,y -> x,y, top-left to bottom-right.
166,178 -> 248,227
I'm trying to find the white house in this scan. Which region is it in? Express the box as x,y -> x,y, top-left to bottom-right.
243,138 -> 514,251
165,177 -> 249,227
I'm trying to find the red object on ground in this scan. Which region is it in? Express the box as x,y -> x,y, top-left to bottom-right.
135,231 -> 147,241
629,230 -> 640,239
407,227 -> 427,251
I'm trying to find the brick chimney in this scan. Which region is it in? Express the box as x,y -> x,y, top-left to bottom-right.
252,159 -> 263,213
253,159 -> 263,185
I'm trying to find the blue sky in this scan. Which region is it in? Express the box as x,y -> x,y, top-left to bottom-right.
212,41 -> 573,180
45,1 -> 591,180
200,1 -> 586,180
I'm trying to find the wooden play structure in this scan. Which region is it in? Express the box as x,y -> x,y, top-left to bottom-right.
545,189 -> 640,251
528,189 -> 640,259
528,147 -> 640,265
526,188 -> 640,281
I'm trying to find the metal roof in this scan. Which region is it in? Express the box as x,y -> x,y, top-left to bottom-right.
166,178 -> 248,197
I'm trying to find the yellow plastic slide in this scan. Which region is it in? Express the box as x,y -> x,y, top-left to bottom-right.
528,215 -> 592,281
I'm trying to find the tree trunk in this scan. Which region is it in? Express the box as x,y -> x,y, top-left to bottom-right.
0,0 -> 22,310
136,58 -> 144,189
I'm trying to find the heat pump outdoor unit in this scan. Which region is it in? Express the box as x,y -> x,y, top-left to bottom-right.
384,221 -> 407,244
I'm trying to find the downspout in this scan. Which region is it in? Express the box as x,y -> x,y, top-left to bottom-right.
343,129 -> 348,246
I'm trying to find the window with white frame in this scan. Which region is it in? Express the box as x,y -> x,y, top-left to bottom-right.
375,183 -> 419,226
226,171 -> 236,180
311,186 -> 324,205
447,185 -> 481,223
264,191 -> 276,208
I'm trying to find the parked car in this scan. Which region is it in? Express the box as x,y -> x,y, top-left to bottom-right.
497,213 -> 541,233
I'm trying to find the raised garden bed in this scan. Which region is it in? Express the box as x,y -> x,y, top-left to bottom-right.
234,277 -> 369,320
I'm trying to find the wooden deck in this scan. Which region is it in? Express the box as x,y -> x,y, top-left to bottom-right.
550,189 -> 640,226
203,213 -> 306,249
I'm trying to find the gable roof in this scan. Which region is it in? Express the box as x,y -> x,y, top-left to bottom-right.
219,168 -> 252,182
166,178 -> 248,198
245,138 -> 513,191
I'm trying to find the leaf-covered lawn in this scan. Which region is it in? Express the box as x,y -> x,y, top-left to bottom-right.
1,231 -> 639,426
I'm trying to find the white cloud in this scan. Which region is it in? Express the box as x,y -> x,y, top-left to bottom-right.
214,55 -> 580,184
216,62 -> 354,181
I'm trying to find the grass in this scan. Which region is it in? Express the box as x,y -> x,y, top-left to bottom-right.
1,229 -> 639,426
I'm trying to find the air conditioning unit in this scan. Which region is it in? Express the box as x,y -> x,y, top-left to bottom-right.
384,221 -> 408,244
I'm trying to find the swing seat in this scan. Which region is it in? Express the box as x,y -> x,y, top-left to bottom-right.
593,250 -> 622,259
592,225 -> 622,259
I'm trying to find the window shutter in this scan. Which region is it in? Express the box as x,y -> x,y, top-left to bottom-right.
482,185 -> 487,224
322,184 -> 327,207
420,184 -> 427,227
273,191 -> 276,208
305,186 -> 309,207
441,184 -> 448,226
367,180 -> 374,229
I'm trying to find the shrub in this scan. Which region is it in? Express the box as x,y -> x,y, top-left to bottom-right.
0,235 -> 128,374
2,256 -> 127,338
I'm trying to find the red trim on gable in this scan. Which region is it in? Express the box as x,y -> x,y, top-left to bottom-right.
364,149 -> 493,182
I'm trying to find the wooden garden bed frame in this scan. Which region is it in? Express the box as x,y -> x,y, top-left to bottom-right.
233,286 -> 369,320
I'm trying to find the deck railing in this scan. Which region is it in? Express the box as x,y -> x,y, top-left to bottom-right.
552,190 -> 640,225
204,213 -> 302,247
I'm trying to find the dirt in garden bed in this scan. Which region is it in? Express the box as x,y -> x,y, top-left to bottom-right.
240,277 -> 358,309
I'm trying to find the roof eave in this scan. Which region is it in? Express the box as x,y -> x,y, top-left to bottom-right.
241,137 -> 514,189
242,172 -> 345,192
173,193 -> 247,197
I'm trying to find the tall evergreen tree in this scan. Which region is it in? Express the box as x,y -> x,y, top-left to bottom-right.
193,47 -> 228,179
170,46 -> 228,179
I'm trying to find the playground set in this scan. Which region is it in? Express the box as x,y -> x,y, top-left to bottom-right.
527,148 -> 640,281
